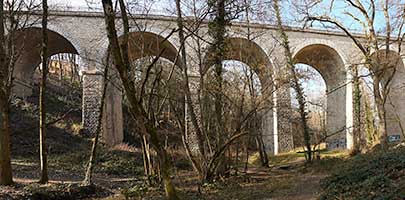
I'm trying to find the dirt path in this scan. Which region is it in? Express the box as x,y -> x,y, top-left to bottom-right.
80,164 -> 327,200
232,165 -> 326,200
268,171 -> 326,200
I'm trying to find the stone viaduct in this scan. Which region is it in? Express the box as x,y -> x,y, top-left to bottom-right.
12,10 -> 405,154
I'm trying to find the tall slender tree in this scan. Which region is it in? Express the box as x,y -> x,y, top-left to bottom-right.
243,0 -> 269,167
303,0 -> 405,150
273,0 -> 312,162
0,0 -> 13,185
100,0 -> 180,199
207,0 -> 230,177
83,57 -> 110,186
352,65 -> 361,154
39,0 -> 49,184
175,0 -> 206,178
175,0 -> 273,182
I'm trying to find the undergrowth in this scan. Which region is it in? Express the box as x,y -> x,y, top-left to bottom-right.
320,147 -> 405,200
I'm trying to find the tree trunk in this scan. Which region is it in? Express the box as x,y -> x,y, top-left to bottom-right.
352,66 -> 361,154
256,134 -> 268,167
58,54 -> 63,85
144,121 -> 179,200
0,0 -> 13,186
209,0 -> 228,179
175,0 -> 206,180
101,1 -> 180,199
373,77 -> 388,149
273,0 -> 312,162
39,0 -> 49,184
0,97 -> 12,185
244,136 -> 249,173
364,94 -> 376,145
141,134 -> 152,185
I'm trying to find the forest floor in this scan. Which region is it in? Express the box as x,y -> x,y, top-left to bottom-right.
0,75 -> 349,200
3,141 -> 347,200
97,150 -> 347,200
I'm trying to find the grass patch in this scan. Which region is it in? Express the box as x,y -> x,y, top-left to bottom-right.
249,151 -> 305,167
47,145 -> 144,176
250,148 -> 348,167
268,151 -> 305,166
201,174 -> 294,200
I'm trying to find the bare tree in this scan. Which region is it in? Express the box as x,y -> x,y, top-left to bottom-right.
243,0 -> 269,167
38,0 -> 49,184
303,0 -> 405,149
273,0 -> 312,162
0,0 -> 40,185
0,0 -> 13,185
174,0 -> 277,182
83,53 -> 110,186
100,0 -> 180,199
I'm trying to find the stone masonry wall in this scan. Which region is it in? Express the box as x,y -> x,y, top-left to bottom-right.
82,72 -> 103,137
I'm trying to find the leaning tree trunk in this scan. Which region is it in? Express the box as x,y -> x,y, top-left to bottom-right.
146,124 -> 179,199
39,0 -> 49,184
141,134 -> 153,185
83,57 -> 109,186
256,134 -> 269,167
175,0 -> 205,180
101,1 -> 180,199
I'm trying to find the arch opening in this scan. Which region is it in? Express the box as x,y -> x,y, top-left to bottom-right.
203,59 -> 273,155
10,28 -> 84,156
293,44 -> 349,149
13,27 -> 80,97
125,31 -> 182,68
124,56 -> 184,146
103,31 -> 184,145
201,37 -> 280,154
291,64 -> 327,149
203,37 -> 273,91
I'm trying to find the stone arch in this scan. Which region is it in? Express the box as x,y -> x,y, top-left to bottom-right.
293,44 -> 352,149
370,49 -> 405,84
203,37 -> 273,90
12,27 -> 79,97
45,24 -> 84,59
125,31 -> 182,67
102,31 -> 183,146
292,39 -> 349,66
293,44 -> 346,90
29,24 -> 84,59
201,37 -> 294,154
